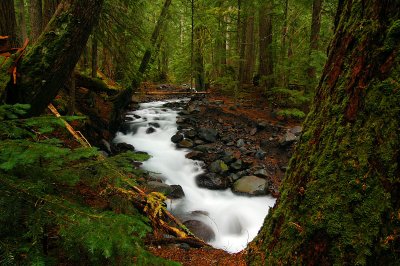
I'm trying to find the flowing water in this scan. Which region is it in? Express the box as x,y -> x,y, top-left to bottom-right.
114,99 -> 276,253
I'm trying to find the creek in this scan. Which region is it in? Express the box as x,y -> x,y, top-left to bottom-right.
114,99 -> 276,253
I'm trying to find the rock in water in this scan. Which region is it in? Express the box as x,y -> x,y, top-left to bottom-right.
183,220 -> 215,242
209,160 -> 229,175
196,173 -> 229,190
146,127 -> 156,134
171,133 -> 184,143
232,176 -> 269,196
178,139 -> 194,148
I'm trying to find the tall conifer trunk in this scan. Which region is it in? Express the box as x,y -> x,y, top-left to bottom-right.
0,0 -> 20,47
248,1 -> 400,265
258,0 -> 274,91
6,0 -> 104,116
29,0 -> 43,43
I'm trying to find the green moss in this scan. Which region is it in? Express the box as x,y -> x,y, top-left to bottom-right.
384,20 -> 400,50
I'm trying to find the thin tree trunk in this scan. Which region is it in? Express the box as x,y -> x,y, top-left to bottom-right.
248,1 -> 400,265
307,0 -> 323,82
91,33 -> 98,78
239,12 -> 256,86
6,0 -> 104,116
191,0 -> 194,89
29,0 -> 43,43
258,0 -> 274,91
16,0 -> 28,43
280,0 -> 289,87
67,71 -> 75,115
194,27 -> 205,91
0,0 -> 20,47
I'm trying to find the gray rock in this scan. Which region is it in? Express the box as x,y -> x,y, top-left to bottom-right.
250,128 -> 257,136
289,126 -> 303,136
209,160 -> 229,175
237,139 -> 245,148
198,128 -> 218,143
255,149 -> 266,160
194,144 -> 214,153
196,173 -> 229,190
230,160 -> 243,171
232,176 -> 269,196
221,152 -> 236,164
184,129 -> 197,139
194,139 -> 205,145
254,169 -> 269,178
187,104 -> 201,113
178,139 -> 194,148
228,173 -> 240,182
183,220 -> 215,242
279,131 -> 297,146
176,117 -> 185,124
171,133 -> 184,143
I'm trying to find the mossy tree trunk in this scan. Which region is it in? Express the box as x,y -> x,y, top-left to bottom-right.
248,1 -> 400,265
6,0 -> 104,116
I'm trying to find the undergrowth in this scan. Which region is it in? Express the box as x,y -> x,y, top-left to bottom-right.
0,104 -> 178,265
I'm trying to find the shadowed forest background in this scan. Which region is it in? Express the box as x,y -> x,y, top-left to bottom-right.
0,0 -> 400,265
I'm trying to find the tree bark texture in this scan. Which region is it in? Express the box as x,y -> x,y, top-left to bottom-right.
307,0 -> 323,80
29,0 -> 43,43
258,0 -> 274,91
194,26 -> 205,91
43,0 -> 60,27
7,0 -> 105,116
91,33 -> 98,78
0,0 -> 20,47
248,1 -> 400,265
16,0 -> 28,43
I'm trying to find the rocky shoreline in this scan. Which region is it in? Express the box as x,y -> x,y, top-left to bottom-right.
119,95 -> 302,199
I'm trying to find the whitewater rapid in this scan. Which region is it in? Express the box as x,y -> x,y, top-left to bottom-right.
114,99 -> 276,253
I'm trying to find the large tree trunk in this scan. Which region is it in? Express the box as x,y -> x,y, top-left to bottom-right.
258,0 -> 274,91
6,0 -> 104,116
29,0 -> 43,43
0,0 -> 20,47
279,0 -> 289,88
248,1 -> 400,265
307,0 -> 323,84
91,33 -> 98,78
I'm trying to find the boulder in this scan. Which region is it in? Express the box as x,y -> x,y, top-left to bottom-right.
183,220 -> 215,242
232,176 -> 269,196
178,139 -> 194,149
146,127 -> 156,134
171,133 -> 184,143
196,173 -> 229,190
170,185 -> 185,199
198,128 -> 218,143
209,160 -> 229,175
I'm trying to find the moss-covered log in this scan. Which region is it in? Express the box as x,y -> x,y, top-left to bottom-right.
248,1 -> 400,265
6,0 -> 104,116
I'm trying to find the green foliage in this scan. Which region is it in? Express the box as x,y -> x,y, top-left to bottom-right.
267,87 -> 311,113
275,108 -> 306,120
0,104 -> 176,265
